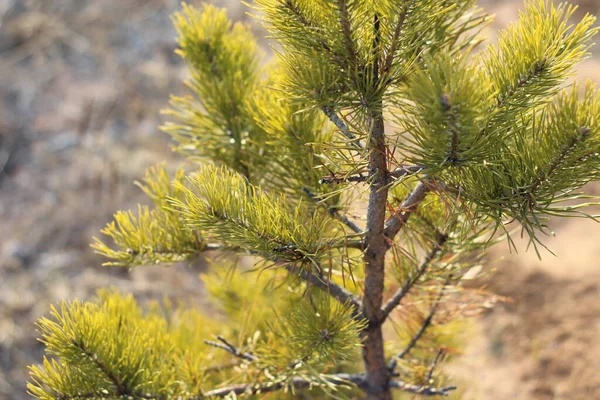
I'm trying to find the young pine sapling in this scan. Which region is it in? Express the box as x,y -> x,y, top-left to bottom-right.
29,1 -> 600,399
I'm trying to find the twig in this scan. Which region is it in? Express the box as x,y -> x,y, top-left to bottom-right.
388,380 -> 457,397
382,0 -> 412,74
71,339 -> 129,396
56,371 -> 459,399
203,379 -> 306,397
336,0 -> 357,62
320,165 -> 424,184
204,336 -> 257,362
388,278 -> 449,371
425,349 -> 445,383
209,244 -> 362,314
284,264 -> 362,316
390,165 -> 425,179
321,105 -> 363,149
203,373 -> 365,397
383,180 -> 431,242
283,0 -> 346,65
380,233 -> 448,321
320,173 -> 369,184
337,239 -> 365,250
334,212 -> 363,235
302,186 -> 363,234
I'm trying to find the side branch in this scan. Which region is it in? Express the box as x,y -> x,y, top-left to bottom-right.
383,180 -> 430,242
389,381 -> 457,397
204,373 -> 365,397
283,0 -> 348,66
216,246 -> 362,313
76,341 -> 127,395
425,349 -> 445,382
204,336 -> 257,362
336,0 -> 357,63
284,264 -> 362,315
320,165 -> 424,184
333,211 -> 363,235
388,278 -> 450,372
380,233 -> 448,320
382,0 -> 411,74
303,187 -> 363,234
321,106 -> 363,149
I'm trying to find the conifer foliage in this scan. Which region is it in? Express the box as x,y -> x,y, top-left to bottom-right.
29,1 -> 600,399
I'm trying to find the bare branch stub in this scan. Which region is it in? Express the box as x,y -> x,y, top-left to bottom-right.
383,180 -> 431,242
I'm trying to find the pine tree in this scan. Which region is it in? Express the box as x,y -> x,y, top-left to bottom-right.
28,1 -> 600,399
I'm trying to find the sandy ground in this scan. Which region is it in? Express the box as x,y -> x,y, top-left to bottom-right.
1,0 -> 599,399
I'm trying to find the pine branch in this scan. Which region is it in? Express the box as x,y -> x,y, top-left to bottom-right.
529,126 -> 591,194
284,264 -> 361,316
495,59 -> 547,109
52,393 -> 118,400
382,0 -> 411,74
383,180 -> 431,242
52,392 -> 158,400
281,0 -> 346,65
381,233 -> 448,321
319,165 -> 424,184
481,0 -> 598,121
332,212 -> 363,235
203,373 -> 365,397
302,186 -> 363,234
388,278 -> 450,372
198,243 -> 362,313
204,336 -> 257,362
388,380 -> 457,397
70,339 -> 129,397
172,165 -> 328,263
321,106 -> 363,149
425,349 -> 445,382
336,0 -> 357,63
204,373 -> 456,397
341,239 -> 366,250
320,173 -> 368,184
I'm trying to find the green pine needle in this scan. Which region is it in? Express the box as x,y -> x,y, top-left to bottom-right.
170,164 -> 333,265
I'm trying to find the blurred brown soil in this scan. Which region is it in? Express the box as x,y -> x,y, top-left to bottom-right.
450,257 -> 600,400
1,0 -> 600,399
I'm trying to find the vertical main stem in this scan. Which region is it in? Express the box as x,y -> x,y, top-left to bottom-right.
362,12 -> 392,400
362,111 -> 392,400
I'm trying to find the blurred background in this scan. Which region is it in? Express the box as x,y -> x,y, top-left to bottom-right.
0,0 -> 599,399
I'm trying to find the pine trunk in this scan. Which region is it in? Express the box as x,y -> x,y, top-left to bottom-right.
362,112 -> 392,400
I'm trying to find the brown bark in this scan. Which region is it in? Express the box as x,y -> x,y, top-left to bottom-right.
362,113 -> 392,400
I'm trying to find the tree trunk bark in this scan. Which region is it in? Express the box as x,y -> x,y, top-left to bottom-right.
362,113 -> 392,400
